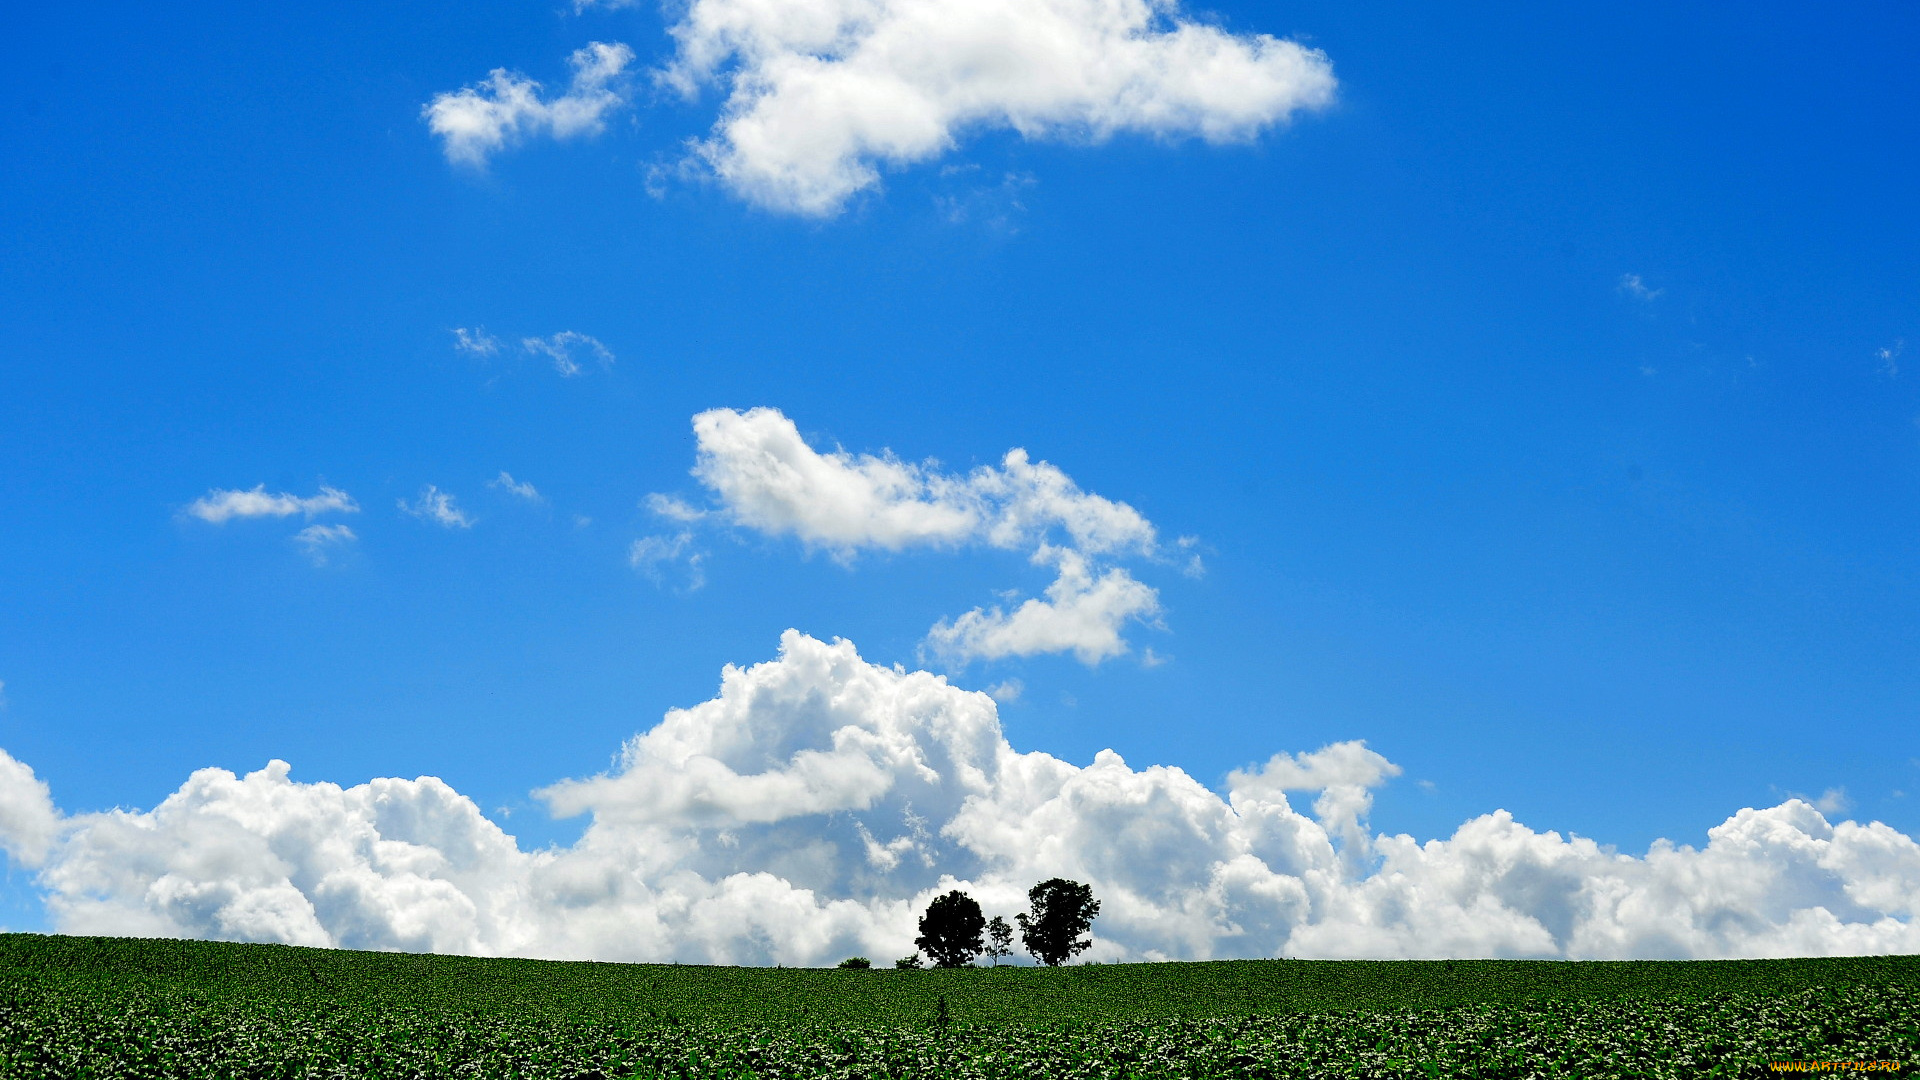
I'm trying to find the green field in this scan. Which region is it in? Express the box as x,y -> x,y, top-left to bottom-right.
1,933 -> 1914,1078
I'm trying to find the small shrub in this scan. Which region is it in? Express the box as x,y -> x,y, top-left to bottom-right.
835,956 -> 871,969
893,954 -> 923,969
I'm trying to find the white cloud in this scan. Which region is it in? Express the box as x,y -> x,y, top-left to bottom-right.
0,748 -> 58,869
1813,788 -> 1853,816
1619,273 -> 1662,300
424,43 -> 635,167
186,486 -> 358,525
522,331 -> 614,377
630,531 -> 706,590
689,407 -> 981,554
925,547 -> 1159,665
293,524 -> 357,565
676,406 -> 1165,663
688,407 -> 1153,561
663,0 -> 1337,214
1877,340 -> 1903,378
489,472 -> 543,502
984,678 -> 1022,703
399,486 -> 475,529
1229,742 -> 1402,874
646,493 -> 708,523
452,327 -> 501,356
8,632 -> 1919,964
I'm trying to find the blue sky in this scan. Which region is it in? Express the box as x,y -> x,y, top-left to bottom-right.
0,0 -> 1916,959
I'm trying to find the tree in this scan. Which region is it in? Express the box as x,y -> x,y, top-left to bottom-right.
1016,878 -> 1100,966
914,889 -> 987,967
984,916 -> 1014,966
836,956 -> 871,969
893,953 -> 923,969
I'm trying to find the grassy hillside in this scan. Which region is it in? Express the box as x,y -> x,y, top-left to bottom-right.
1,934 -> 1915,1077
5,933 -> 1916,1023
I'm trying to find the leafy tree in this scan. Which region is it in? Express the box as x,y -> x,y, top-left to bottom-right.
913,890 -> 986,967
984,916 -> 1014,966
893,953 -> 923,969
1016,878 -> 1100,966
836,956 -> 871,969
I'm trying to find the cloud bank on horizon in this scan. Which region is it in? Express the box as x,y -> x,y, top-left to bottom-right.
641,406 -> 1171,665
0,630 -> 1915,963
425,0 -> 1337,214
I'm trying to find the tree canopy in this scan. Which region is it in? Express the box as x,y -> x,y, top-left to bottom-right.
913,890 -> 987,968
1016,878 -> 1100,966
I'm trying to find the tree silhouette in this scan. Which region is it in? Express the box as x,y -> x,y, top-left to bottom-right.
914,890 -> 987,967
1016,878 -> 1100,966
984,915 -> 1014,966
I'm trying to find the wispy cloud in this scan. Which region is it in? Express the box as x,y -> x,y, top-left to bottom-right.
629,530 -> 705,590
1618,273 -> 1662,300
1877,340 -> 1904,378
398,486 -> 475,529
452,327 -> 501,356
522,331 -> 614,377
293,524 -> 357,565
423,42 -> 634,168
489,472 -> 543,502
645,493 -> 707,523
186,486 -> 358,524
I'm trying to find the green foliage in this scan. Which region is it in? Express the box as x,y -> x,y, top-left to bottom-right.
985,915 -> 1014,966
894,953 -> 924,969
915,889 -> 987,968
1,934 -> 1917,1079
836,956 -> 871,969
1017,878 -> 1101,966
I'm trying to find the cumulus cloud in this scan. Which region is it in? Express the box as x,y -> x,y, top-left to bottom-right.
689,407 -> 1153,562
925,547 -> 1159,665
522,332 -> 615,377
489,472 -> 543,502
1230,743 -> 1402,875
293,524 -> 357,566
186,486 -> 358,524
430,0 -> 1332,213
0,749 -> 59,869
663,0 -> 1338,213
7,633 -> 1918,964
399,486 -> 475,529
424,43 -> 635,167
674,406 -> 1163,664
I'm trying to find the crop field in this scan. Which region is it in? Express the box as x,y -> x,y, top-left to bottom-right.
0,934 -> 1915,1079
